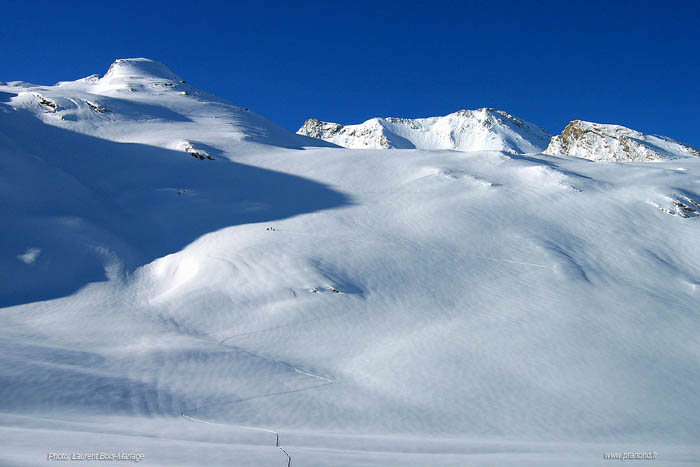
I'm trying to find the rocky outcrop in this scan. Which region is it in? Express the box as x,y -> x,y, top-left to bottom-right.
544,120 -> 700,162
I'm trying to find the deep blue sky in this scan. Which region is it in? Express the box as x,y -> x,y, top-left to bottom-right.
2,0 -> 699,145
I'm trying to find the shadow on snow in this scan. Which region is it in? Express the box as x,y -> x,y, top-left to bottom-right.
0,106 -> 352,307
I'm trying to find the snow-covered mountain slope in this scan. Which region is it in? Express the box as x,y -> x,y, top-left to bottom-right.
3,58 -> 334,153
544,120 -> 700,162
297,108 -> 551,153
0,58 -> 341,307
2,61 -> 700,466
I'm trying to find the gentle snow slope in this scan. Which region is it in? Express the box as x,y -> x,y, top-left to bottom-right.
1,60 -> 700,466
297,108 -> 551,153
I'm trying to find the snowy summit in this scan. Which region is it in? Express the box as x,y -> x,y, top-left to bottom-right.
298,108 -> 551,153
103,57 -> 182,81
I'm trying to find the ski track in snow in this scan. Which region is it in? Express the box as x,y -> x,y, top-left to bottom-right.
177,226 -> 549,465
177,228 -> 547,465
181,323 -> 335,467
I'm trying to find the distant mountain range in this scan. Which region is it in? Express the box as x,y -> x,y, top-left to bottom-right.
299,109 -> 699,162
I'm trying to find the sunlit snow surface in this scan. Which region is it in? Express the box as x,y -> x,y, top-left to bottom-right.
1,60 -> 699,466
297,109 -> 551,153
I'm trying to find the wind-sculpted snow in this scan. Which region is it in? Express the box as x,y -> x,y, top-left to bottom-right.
0,97 -> 349,307
1,60 -> 700,466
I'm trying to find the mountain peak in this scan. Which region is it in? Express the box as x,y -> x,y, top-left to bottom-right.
298,109 -> 550,153
544,120 -> 700,161
103,58 -> 181,81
